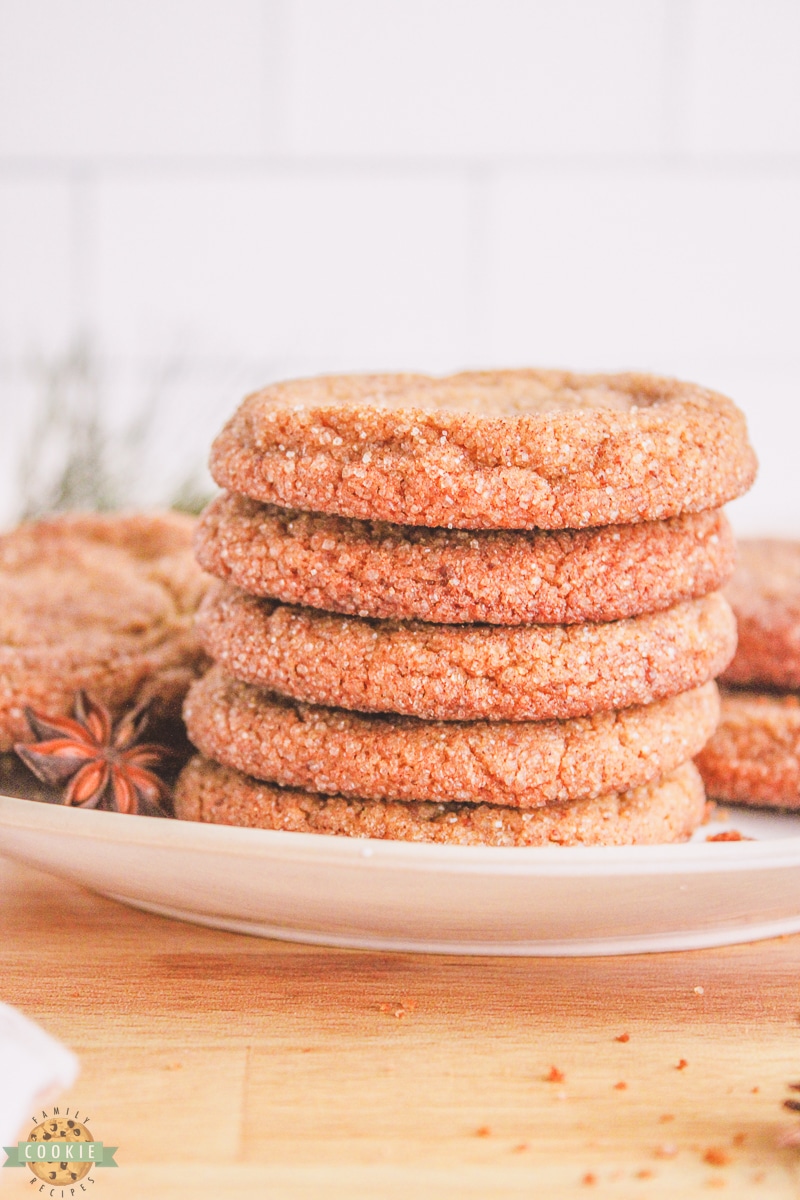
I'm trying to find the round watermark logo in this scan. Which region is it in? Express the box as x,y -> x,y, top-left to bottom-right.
3,1107 -> 117,1192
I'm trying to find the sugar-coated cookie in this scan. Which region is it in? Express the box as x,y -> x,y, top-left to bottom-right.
0,511 -> 209,750
175,756 -> 707,847
197,584 -> 736,722
696,690 -> 800,809
721,539 -> 800,690
183,665 -> 719,809
196,492 -> 737,625
210,370 -> 756,529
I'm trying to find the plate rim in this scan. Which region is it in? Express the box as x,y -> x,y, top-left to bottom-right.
3,791 -> 800,877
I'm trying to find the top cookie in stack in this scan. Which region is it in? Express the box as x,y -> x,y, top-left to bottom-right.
177,369 -> 756,847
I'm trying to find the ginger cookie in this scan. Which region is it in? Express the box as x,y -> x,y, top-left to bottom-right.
183,666 -> 719,808
196,492 -> 736,625
721,539 -> 800,690
209,370 -> 756,530
696,690 -> 800,809
197,584 -> 736,722
175,756 -> 706,846
0,511 -> 210,751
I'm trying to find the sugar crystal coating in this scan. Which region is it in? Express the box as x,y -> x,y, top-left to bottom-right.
0,511 -> 210,750
196,492 -> 737,625
196,583 -> 736,722
696,690 -> 800,808
183,665 -> 719,808
175,756 -> 706,846
721,539 -> 800,690
209,370 -> 757,529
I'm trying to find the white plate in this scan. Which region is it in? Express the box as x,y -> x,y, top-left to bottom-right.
2,793 -> 800,956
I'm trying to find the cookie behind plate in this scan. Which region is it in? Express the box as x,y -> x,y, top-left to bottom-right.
0,511 -> 210,751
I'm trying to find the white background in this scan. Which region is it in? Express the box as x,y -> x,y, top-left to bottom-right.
0,0 -> 798,530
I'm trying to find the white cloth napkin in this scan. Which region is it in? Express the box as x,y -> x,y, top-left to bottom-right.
0,1003 -> 79,1150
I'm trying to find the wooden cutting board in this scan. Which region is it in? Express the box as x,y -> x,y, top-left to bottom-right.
2,854 -> 800,1198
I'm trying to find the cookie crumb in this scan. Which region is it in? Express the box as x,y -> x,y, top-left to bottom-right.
659,1114 -> 675,1123
706,830 -> 753,842
613,1081 -> 627,1090
512,1143 -> 529,1154
677,1059 -> 689,1070
475,1126 -> 491,1138
614,1032 -> 630,1043
581,1173 -> 597,1186
703,1147 -> 731,1166
545,1066 -> 565,1083
751,1086 -> 760,1093
636,1169 -> 654,1180
379,999 -> 416,1018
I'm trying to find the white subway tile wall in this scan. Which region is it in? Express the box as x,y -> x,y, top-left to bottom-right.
0,0 -> 274,156
93,173 -> 475,363
0,179 -> 74,355
485,171 -> 800,366
686,0 -> 800,155
285,0 -> 668,156
0,0 -> 798,531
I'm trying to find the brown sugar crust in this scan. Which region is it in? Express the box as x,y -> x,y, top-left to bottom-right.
720,539 -> 800,690
209,370 -> 757,530
183,665 -> 719,808
175,756 -> 706,846
696,689 -> 800,809
196,492 -> 737,625
197,583 -> 736,722
0,511 -> 210,751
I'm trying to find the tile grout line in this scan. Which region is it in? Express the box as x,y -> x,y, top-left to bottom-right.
2,154 -> 800,179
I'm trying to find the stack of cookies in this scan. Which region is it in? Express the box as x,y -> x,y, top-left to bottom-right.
697,539 -> 800,809
176,370 -> 757,846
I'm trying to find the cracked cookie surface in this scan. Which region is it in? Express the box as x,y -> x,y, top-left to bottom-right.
196,492 -> 736,625
197,583 -> 736,722
209,370 -> 756,529
183,665 -> 719,808
175,756 -> 706,846
0,511 -> 210,750
721,539 -> 800,690
696,689 -> 800,808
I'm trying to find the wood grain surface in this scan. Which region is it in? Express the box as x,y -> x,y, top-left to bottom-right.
2,853 -> 800,1199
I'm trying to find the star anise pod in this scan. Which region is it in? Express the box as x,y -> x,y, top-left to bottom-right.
14,691 -> 174,815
